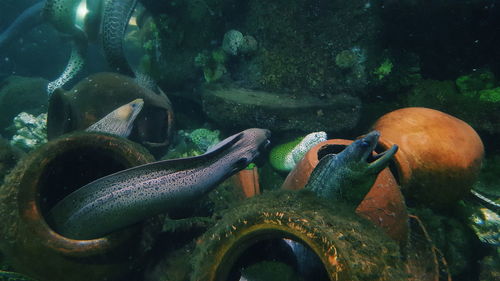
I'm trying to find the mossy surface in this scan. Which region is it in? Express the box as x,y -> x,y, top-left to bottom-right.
192,189 -> 406,281
151,0 -> 383,98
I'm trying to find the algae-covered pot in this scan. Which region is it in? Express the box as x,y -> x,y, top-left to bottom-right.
281,139 -> 409,243
0,132 -> 155,281
191,190 -> 408,281
47,72 -> 174,155
372,107 -> 484,208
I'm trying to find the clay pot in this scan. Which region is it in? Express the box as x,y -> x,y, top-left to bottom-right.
281,139 -> 409,243
372,107 -> 484,208
47,72 -> 174,156
192,190 -> 407,281
0,132 -> 155,281
231,166 -> 261,198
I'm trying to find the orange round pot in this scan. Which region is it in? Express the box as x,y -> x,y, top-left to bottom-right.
281,139 -> 409,243
372,107 -> 484,208
0,132 -> 156,281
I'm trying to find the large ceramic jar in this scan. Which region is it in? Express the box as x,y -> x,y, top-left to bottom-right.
0,132 -> 155,281
281,139 -> 409,243
372,107 -> 484,208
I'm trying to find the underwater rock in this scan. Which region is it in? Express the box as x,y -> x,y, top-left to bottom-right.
222,30 -> 244,56
0,76 -> 48,136
9,112 -> 47,151
202,87 -> 361,133
47,72 -> 174,156
145,0 -> 384,96
0,132 -> 155,281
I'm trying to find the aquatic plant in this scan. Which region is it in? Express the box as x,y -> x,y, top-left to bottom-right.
373,58 -> 393,80
187,128 -> 221,152
194,49 -> 228,83
455,71 -> 495,96
478,88 -> 500,103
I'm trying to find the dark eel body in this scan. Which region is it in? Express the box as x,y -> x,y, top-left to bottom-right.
47,128 -> 271,240
0,1 -> 45,50
2,0 -> 147,93
102,0 -> 138,77
305,131 -> 398,206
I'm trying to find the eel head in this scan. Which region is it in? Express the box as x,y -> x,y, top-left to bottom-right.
210,128 -> 271,174
340,130 -> 398,175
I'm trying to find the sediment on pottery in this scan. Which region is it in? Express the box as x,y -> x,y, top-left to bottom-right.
191,190 -> 408,281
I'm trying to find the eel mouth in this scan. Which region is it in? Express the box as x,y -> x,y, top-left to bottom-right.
367,145 -> 398,173
361,131 -> 398,173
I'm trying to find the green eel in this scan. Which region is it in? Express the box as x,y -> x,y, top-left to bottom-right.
305,130 -> 398,206
85,98 -> 144,137
47,128 -> 271,239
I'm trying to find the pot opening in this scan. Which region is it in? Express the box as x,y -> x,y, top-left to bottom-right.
38,146 -> 128,222
131,106 -> 168,144
317,144 -> 347,160
222,235 -> 330,281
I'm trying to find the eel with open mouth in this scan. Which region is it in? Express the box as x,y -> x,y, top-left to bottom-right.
47,128 -> 271,240
305,130 -> 398,206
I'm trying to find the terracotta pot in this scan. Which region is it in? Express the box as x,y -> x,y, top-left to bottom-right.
281,139 -> 409,243
0,132 -> 155,281
372,107 -> 484,208
232,166 -> 261,198
192,190 -> 407,281
47,72 -> 174,156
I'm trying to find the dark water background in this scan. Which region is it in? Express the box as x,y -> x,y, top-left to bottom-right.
0,1 -> 499,281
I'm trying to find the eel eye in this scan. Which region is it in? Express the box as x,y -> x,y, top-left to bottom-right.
360,140 -> 370,148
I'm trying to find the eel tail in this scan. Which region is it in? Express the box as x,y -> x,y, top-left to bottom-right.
102,0 -> 138,77
47,38 -> 87,95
